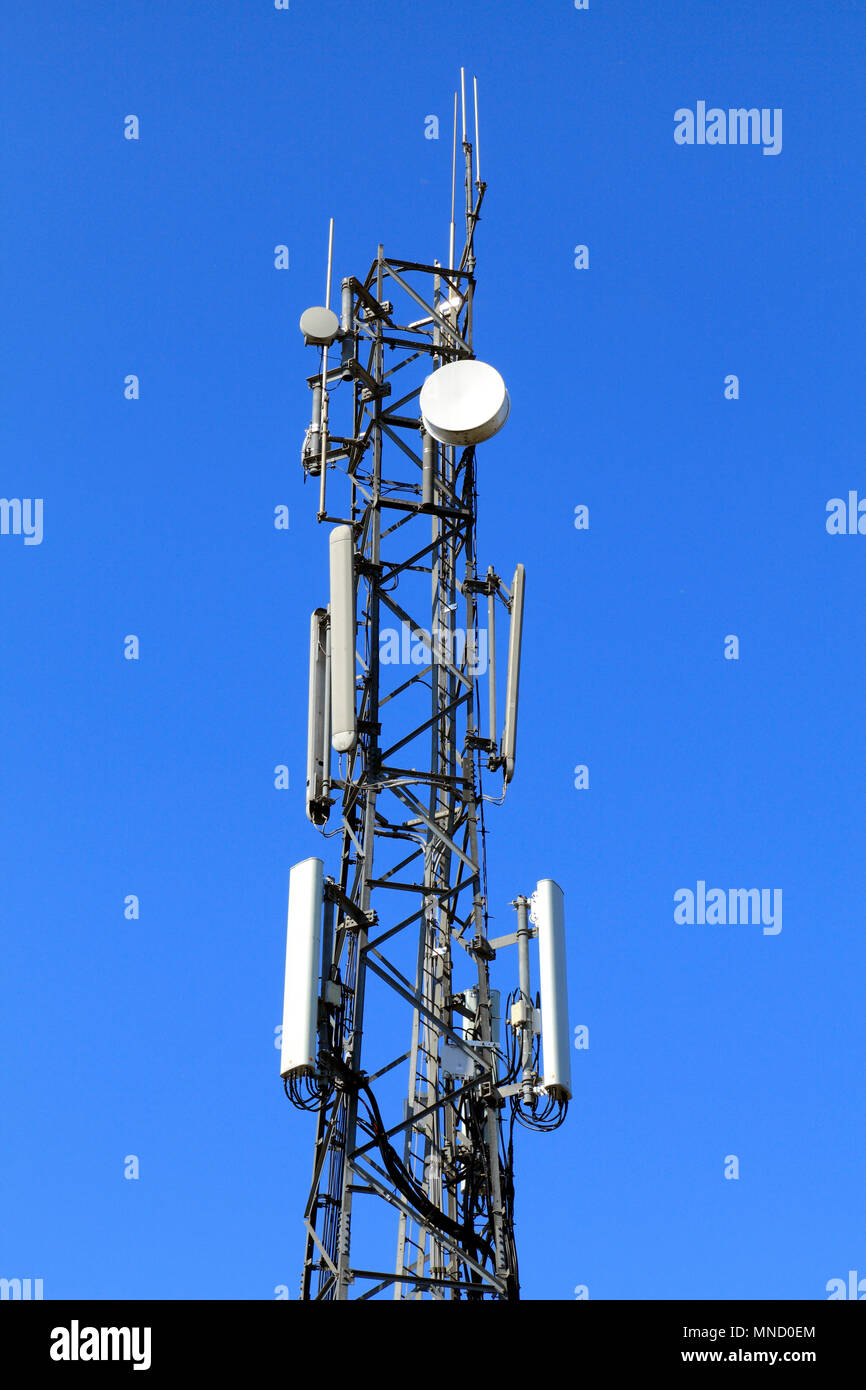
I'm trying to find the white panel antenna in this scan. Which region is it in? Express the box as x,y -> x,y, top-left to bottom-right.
532,879 -> 572,1100
329,525 -> 357,753
500,563 -> 525,783
280,857 -> 325,1080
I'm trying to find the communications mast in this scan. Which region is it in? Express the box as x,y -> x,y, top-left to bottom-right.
280,73 -> 571,1300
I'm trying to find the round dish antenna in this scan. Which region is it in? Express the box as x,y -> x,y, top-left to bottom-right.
300,305 -> 340,347
419,359 -> 510,446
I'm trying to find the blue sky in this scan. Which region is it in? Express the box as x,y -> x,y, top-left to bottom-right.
2,0 -> 864,1300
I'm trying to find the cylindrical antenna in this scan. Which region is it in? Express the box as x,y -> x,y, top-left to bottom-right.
340,276 -> 356,380
316,889 -> 336,1059
306,607 -> 330,824
320,890 -> 335,987
449,91 -> 457,269
422,430 -> 435,507
321,612 -> 332,806
473,75 -> 481,184
534,880 -> 572,1100
325,217 -> 334,310
515,897 -> 535,1106
460,67 -> 466,143
340,277 -> 353,334
318,382 -> 328,516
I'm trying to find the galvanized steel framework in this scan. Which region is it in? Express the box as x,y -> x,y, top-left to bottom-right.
290,121 -> 552,1299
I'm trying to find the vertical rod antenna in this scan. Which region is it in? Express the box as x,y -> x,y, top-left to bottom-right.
449,92 -> 457,269
319,217 -> 334,516
461,69 -> 473,240
325,217 -> 335,310
473,75 -> 481,185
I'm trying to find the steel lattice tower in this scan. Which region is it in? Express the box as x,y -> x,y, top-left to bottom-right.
282,78 -> 570,1300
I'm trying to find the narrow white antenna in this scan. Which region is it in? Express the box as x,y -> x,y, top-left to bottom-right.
460,67 -> 466,143
449,91 -> 457,269
280,857 -> 324,1079
473,75 -> 481,184
325,216 -> 334,309
320,217 -> 335,515
329,524 -> 357,753
533,880 -> 572,1100
500,563 -> 525,783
